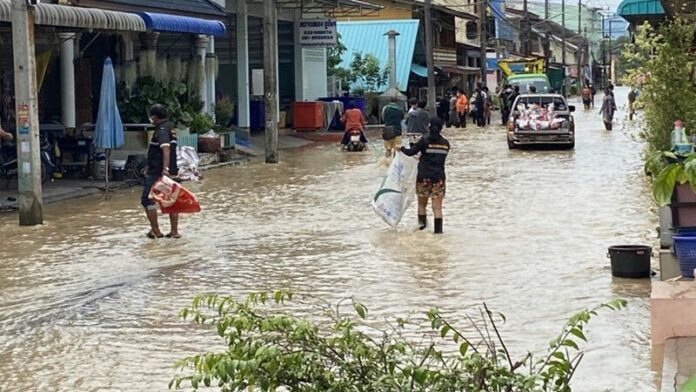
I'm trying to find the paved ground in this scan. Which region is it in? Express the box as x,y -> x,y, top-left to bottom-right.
0,178 -> 129,211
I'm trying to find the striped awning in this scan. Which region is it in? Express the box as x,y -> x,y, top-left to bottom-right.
0,1 -> 146,32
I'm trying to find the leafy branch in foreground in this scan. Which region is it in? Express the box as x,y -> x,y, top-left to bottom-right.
170,291 -> 627,391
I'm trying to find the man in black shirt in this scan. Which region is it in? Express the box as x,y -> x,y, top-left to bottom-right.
142,104 -> 180,239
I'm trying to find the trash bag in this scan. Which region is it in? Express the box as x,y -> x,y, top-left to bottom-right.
149,175 -> 201,214
372,151 -> 418,227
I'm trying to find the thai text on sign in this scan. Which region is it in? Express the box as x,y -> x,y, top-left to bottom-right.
298,19 -> 337,47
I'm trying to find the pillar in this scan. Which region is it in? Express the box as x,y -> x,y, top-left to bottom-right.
236,0 -> 250,128
122,32 -> 136,86
138,32 -> 160,78
205,36 -> 216,117
194,35 -> 210,113
59,32 -> 76,130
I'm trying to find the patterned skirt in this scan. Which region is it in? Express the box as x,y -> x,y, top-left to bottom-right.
416,178 -> 446,198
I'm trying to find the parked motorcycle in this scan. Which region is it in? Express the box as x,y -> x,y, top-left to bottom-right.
343,128 -> 367,152
0,135 -> 58,184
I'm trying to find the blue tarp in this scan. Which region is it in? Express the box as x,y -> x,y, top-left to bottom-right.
94,57 -> 124,150
137,12 -> 226,36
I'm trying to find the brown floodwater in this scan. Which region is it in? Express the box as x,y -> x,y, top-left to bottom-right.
0,88 -> 657,391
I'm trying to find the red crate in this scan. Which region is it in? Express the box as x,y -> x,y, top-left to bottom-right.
293,102 -> 323,131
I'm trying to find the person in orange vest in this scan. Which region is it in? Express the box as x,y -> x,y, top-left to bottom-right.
455,91 -> 469,128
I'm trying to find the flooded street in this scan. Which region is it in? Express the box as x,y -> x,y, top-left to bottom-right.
0,88 -> 657,391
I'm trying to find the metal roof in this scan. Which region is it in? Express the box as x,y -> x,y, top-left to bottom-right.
0,0 -> 146,31
78,0 -> 226,17
617,0 -> 665,17
137,11 -> 226,36
337,19 -> 420,91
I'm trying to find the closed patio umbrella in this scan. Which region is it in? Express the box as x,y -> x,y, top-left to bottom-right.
93,57 -> 124,199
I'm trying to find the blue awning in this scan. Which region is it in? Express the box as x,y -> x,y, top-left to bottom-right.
410,63 -> 428,78
137,12 -> 226,36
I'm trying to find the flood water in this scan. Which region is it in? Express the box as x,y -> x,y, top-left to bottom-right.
0,88 -> 657,391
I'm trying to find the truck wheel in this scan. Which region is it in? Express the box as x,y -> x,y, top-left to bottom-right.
507,139 -> 516,149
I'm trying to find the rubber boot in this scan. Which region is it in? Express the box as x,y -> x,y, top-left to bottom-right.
418,215 -> 427,230
434,218 -> 443,234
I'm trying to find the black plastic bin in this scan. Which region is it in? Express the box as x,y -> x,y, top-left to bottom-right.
607,245 -> 652,278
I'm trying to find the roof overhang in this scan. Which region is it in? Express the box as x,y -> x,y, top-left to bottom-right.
617,0 -> 665,21
0,1 -> 146,32
137,11 -> 226,36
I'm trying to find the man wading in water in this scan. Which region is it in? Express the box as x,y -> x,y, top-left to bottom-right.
142,104 -> 180,239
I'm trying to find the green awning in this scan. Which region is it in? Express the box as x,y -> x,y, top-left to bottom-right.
618,0 -> 665,17
410,63 -> 428,78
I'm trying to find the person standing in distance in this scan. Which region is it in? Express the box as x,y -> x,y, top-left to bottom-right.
401,116 -> 450,234
142,104 -> 180,239
381,96 -> 405,158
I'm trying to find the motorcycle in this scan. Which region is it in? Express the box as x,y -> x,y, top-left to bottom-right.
0,135 -> 59,184
343,128 -> 367,152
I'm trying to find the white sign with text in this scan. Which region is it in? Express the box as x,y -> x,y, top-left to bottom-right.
298,19 -> 337,47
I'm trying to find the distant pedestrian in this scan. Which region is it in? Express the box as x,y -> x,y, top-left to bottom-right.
408,98 -> 418,115
499,84 -> 513,125
456,90 -> 469,128
381,97 -> 405,158
590,85 -> 597,108
582,84 -> 592,110
448,92 -> 460,128
482,86 -> 492,125
436,94 -> 448,123
401,116 -> 450,234
628,88 -> 638,121
600,87 -> 616,131
529,86 -> 537,94
142,104 -> 180,239
406,100 -> 430,136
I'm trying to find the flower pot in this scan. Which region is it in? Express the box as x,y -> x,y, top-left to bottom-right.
607,245 -> 652,279
198,136 -> 221,153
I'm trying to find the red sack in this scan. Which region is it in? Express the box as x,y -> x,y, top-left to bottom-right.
149,176 -> 201,214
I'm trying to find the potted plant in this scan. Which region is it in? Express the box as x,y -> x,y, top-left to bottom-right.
190,112 -> 219,153
646,151 -> 696,229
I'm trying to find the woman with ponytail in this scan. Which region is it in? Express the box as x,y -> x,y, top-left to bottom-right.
400,116 -> 450,234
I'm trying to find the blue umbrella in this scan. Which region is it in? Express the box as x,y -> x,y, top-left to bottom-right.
93,57 -> 124,198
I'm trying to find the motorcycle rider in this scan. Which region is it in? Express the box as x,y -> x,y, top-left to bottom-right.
340,102 -> 367,146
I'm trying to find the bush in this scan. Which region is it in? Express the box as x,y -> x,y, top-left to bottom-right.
170,291 -> 626,391
622,20 -> 696,154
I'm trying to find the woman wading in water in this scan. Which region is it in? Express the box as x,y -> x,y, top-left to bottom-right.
401,116 -> 450,234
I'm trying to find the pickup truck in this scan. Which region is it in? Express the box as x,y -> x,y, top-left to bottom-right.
507,94 -> 575,150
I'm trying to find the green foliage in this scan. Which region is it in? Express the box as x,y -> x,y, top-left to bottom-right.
349,52 -> 389,93
171,291 -> 627,392
214,96 -> 234,128
645,151 -> 696,205
118,76 -> 202,128
327,33 -> 347,73
189,112 -> 215,134
622,20 -> 696,154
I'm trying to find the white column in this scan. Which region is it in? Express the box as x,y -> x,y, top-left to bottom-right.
194,35 -> 209,112
206,36 -> 216,117
236,0 -> 250,128
59,32 -> 76,130
294,10 -> 303,101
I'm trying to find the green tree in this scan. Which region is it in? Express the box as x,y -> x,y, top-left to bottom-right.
622,20 -> 696,154
170,290 -> 626,392
349,52 -> 389,93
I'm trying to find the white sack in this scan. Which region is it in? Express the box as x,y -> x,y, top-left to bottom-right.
372,151 -> 418,227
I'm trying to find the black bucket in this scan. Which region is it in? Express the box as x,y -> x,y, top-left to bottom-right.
607,245 -> 652,278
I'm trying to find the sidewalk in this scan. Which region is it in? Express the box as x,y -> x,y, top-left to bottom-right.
234,132 -> 316,157
0,179 -> 129,211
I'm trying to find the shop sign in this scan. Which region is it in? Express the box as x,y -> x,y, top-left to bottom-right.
298,19 -> 337,47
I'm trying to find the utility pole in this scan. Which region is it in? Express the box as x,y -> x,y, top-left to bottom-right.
578,0 -> 583,85
478,0 -> 487,84
263,0 -> 278,163
523,0 -> 529,56
424,0 -> 436,114
11,0 -> 43,225
544,0 -> 550,69
561,0 -> 567,96
608,16 -> 613,84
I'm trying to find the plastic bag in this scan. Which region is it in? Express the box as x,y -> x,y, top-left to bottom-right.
149,176 -> 201,214
372,151 -> 418,227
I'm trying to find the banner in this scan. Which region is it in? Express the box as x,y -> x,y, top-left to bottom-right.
298,19 -> 337,47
